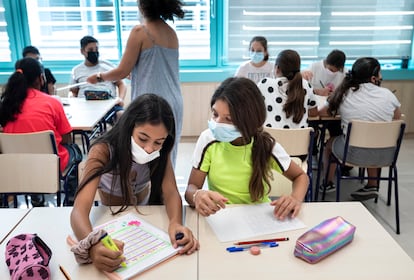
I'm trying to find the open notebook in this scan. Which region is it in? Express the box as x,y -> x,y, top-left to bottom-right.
94,212 -> 179,280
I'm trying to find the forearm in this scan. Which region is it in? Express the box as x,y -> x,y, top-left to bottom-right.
70,206 -> 94,240
164,192 -> 183,225
291,173 -> 309,202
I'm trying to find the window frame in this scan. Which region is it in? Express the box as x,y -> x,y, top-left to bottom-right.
1,0 -> 414,84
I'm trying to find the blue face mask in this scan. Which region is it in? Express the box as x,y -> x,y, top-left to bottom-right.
208,119 -> 242,142
249,51 -> 264,64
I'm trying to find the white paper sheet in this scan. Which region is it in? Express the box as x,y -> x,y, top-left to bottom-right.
206,203 -> 306,242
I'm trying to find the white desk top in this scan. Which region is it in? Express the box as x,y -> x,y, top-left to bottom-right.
63,98 -> 118,131
0,208 -> 30,245
0,206 -> 198,280
197,202 -> 414,280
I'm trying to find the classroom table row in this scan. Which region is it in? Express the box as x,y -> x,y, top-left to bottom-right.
1,202 -> 413,279
63,97 -> 118,151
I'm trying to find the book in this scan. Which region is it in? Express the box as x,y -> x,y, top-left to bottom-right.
94,212 -> 179,280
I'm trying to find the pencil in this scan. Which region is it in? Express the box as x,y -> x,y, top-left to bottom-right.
234,237 -> 289,245
59,265 -> 71,280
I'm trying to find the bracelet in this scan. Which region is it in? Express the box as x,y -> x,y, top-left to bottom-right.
96,72 -> 104,82
192,189 -> 203,205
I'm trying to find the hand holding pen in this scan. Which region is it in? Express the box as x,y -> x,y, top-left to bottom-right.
169,225 -> 200,255
89,233 -> 126,272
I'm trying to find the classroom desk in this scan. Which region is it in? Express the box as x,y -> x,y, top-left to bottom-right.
197,202 -> 414,280
63,98 -> 118,151
0,206 -> 198,280
0,208 -> 30,245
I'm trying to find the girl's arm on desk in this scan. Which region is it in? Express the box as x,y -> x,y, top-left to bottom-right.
162,156 -> 199,255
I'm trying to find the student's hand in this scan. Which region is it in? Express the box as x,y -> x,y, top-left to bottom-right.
315,87 -> 332,96
301,70 -> 313,81
89,239 -> 125,272
270,195 -> 302,220
86,74 -> 98,84
168,223 -> 200,255
194,190 -> 228,217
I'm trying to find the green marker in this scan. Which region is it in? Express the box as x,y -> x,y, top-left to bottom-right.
100,233 -> 127,268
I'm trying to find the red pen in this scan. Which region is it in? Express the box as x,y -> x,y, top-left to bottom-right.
234,237 -> 289,245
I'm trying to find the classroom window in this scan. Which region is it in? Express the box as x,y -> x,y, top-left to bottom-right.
0,0 -> 11,62
224,0 -> 414,67
23,0 -> 211,63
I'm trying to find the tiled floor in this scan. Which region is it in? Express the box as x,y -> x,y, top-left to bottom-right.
15,135 -> 414,261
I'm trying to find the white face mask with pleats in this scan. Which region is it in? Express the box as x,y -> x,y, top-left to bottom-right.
131,136 -> 160,164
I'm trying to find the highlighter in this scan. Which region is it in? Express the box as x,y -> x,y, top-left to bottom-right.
100,233 -> 127,268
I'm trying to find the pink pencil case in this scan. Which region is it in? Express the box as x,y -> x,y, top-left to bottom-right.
294,216 -> 356,264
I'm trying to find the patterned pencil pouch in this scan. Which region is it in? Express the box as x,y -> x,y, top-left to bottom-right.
294,216 -> 356,264
5,233 -> 52,280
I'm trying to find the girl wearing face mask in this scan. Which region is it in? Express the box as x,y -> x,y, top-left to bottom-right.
185,77 -> 309,220
71,94 -> 199,273
234,36 -> 274,84
319,57 -> 401,201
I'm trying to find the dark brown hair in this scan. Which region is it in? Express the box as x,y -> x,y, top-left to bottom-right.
275,49 -> 305,123
211,77 -> 275,201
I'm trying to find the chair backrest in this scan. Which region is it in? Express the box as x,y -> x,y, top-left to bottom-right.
264,127 -> 314,157
0,154 -> 60,193
348,120 -> 405,148
0,130 -> 57,154
263,127 -> 314,199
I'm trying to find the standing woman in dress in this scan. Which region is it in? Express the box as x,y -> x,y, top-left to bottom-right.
87,0 -> 184,166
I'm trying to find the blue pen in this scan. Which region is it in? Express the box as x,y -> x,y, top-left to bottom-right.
226,242 -> 278,252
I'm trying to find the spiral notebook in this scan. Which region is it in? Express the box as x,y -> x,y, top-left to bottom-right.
94,212 -> 179,280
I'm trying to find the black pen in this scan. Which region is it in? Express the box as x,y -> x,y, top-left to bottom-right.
319,80 -> 325,88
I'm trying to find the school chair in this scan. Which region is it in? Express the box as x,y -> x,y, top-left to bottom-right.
0,154 -> 60,208
0,130 -> 79,206
320,120 -> 405,234
263,127 -> 314,202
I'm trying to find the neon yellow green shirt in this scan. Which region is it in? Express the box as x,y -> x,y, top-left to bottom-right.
192,129 -> 291,204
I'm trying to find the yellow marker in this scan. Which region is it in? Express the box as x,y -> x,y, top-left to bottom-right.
100,233 -> 127,268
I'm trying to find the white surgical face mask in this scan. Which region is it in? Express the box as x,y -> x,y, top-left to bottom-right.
131,136 -> 160,164
208,119 -> 242,142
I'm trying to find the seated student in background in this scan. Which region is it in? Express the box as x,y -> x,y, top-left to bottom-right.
70,35 -> 126,120
302,49 -> 346,174
0,57 -> 82,206
257,49 -> 318,128
302,49 -> 346,97
319,57 -> 401,201
70,94 -> 199,272
184,77 -> 308,220
234,36 -> 274,84
22,45 -> 56,95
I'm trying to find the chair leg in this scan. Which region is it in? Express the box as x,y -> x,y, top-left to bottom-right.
393,166 -> 400,234
386,168 -> 392,206
335,165 -> 341,202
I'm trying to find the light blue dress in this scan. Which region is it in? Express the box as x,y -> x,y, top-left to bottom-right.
130,26 -> 183,166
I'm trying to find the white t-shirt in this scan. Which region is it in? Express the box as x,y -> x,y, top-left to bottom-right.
235,60 -> 274,84
307,60 -> 346,91
337,83 -> 401,134
258,77 -> 318,129
70,60 -> 118,98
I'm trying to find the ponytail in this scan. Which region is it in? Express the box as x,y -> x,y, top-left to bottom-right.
0,57 -> 43,127
283,71 -> 305,123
